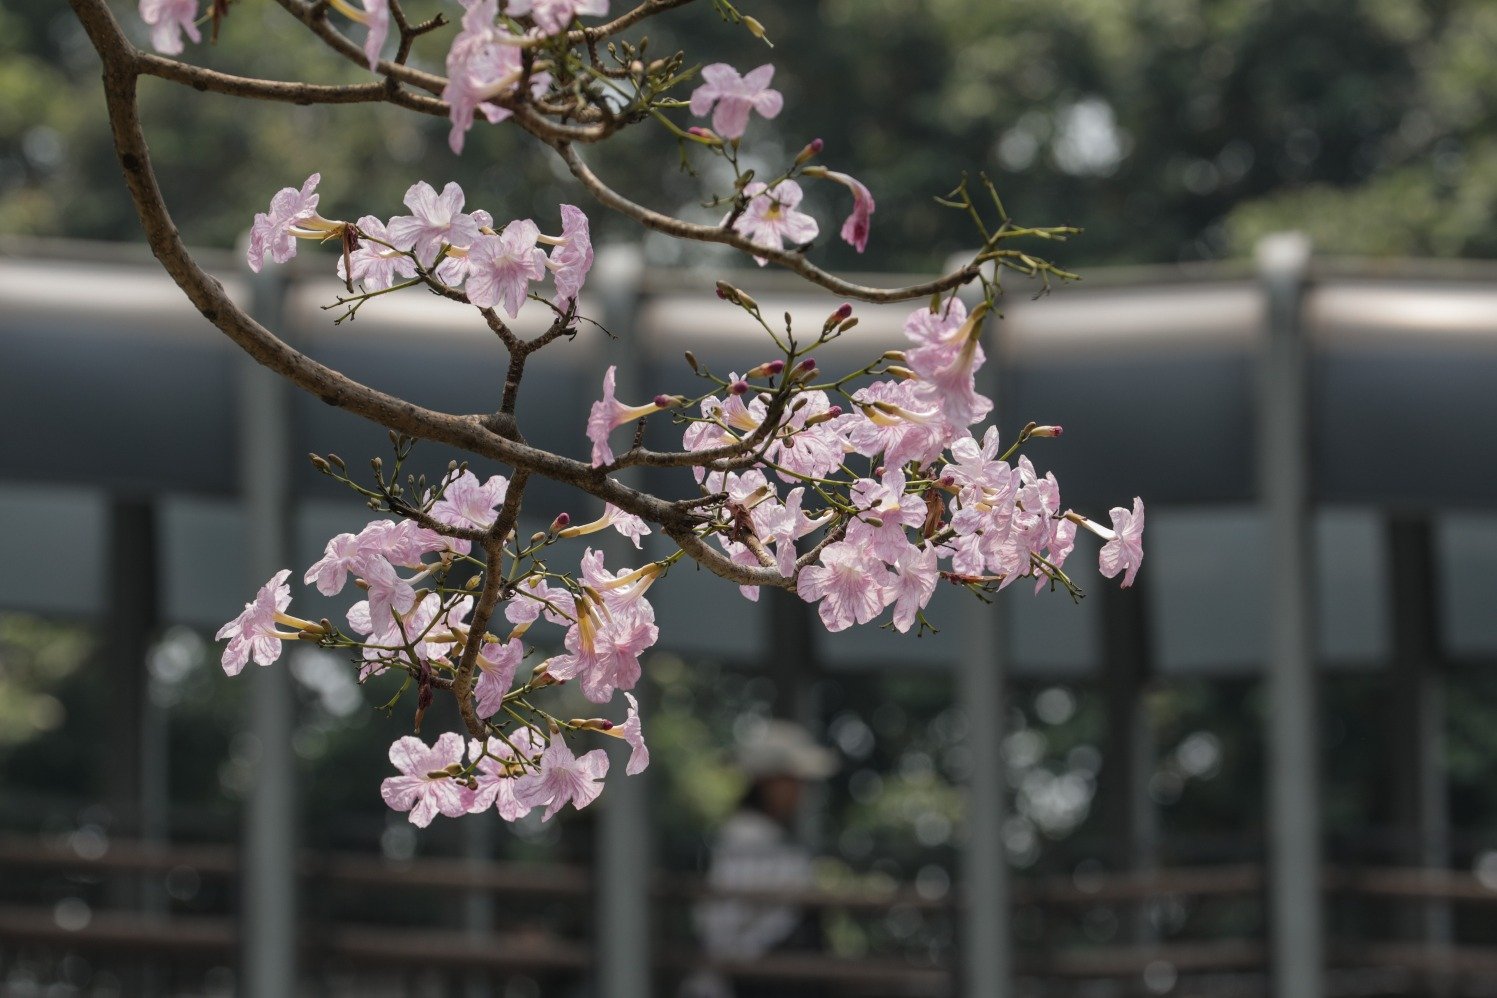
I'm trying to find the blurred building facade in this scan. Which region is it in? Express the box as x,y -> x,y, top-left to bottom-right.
3,237 -> 1497,996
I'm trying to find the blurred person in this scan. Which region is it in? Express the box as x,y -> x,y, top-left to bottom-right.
680,719 -> 840,998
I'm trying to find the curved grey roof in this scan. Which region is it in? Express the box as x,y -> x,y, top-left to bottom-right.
4,239 -> 1496,675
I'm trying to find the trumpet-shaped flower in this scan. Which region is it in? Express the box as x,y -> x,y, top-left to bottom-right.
465,220 -> 547,317
139,0 -> 200,55
1097,497 -> 1146,588
823,169 -> 876,253
380,733 -> 471,827
514,736 -> 610,821
618,692 -> 649,775
545,204 -> 594,308
216,569 -> 295,675
731,181 -> 819,263
888,544 -> 940,633
546,596 -> 659,703
508,0 -> 609,35
796,541 -> 894,633
386,181 -> 483,266
474,638 -> 524,717
338,215 -> 416,291
361,0 -> 390,69
247,174 -> 326,273
689,63 -> 783,139
467,730 -> 544,821
586,366 -> 673,466
430,470 -> 510,535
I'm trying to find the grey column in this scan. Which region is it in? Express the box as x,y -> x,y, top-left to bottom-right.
958,302 -> 1012,996
1387,515 -> 1451,958
104,498 -> 162,995
1255,232 -> 1322,998
239,266 -> 300,998
592,244 -> 653,998
1099,581 -> 1156,944
959,603 -> 1012,995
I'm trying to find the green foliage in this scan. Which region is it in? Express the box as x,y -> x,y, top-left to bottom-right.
9,0 -> 1495,268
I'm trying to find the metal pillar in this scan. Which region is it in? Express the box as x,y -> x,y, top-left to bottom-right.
1387,516 -> 1452,963
104,498 -> 162,994
958,304 -> 1012,996
1256,232 -> 1323,998
462,811 -> 497,998
239,267 -> 299,998
959,602 -> 1013,995
592,244 -> 652,998
1100,581 -> 1156,944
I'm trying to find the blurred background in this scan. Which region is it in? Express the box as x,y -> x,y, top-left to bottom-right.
5,0 -> 1497,996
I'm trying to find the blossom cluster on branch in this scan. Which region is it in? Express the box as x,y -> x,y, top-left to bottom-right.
71,0 -> 1145,827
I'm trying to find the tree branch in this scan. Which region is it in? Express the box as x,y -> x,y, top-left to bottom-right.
551,142 -> 981,303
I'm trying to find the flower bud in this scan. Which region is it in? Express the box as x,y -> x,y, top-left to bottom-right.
729,379 -> 750,395
687,126 -> 724,146
531,531 -> 548,546
327,453 -> 346,471
551,512 -> 571,532
1030,424 -> 1064,438
370,456 -> 383,474
838,317 -> 859,333
794,137 -> 824,165
886,365 -> 917,380
881,349 -> 907,363
742,15 -> 768,40
309,453 -> 332,474
803,407 -> 841,428
684,350 -> 700,373
745,359 -> 785,378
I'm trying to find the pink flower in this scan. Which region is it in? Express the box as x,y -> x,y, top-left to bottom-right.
846,471 -> 927,565
514,736 -> 610,821
247,174 -> 324,273
380,733 -> 471,827
546,596 -> 659,703
907,309 -> 993,429
305,532 -> 365,596
823,170 -> 876,253
361,555 -> 417,631
386,181 -> 483,267
474,638 -> 524,717
586,366 -> 673,466
467,730 -> 544,821
430,469 -> 510,534
796,541 -> 894,633
689,63 -> 783,140
545,204 -> 594,308
362,0 -> 390,70
1098,497 -> 1145,588
842,380 -> 954,468
508,0 -> 608,35
888,544 -> 939,633
730,180 -> 819,264
215,569 -> 294,675
139,0 -> 200,54
338,215 -> 416,292
466,220 -> 547,317
618,692 -> 649,775
442,5 -> 547,154
944,426 -> 1011,493
506,575 -> 571,631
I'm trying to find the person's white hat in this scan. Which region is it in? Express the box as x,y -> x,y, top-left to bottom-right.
735,718 -> 839,780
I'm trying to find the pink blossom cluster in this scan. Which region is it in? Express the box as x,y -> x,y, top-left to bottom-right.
216,466 -> 655,826
245,177 -> 594,315
577,295 -> 1148,636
